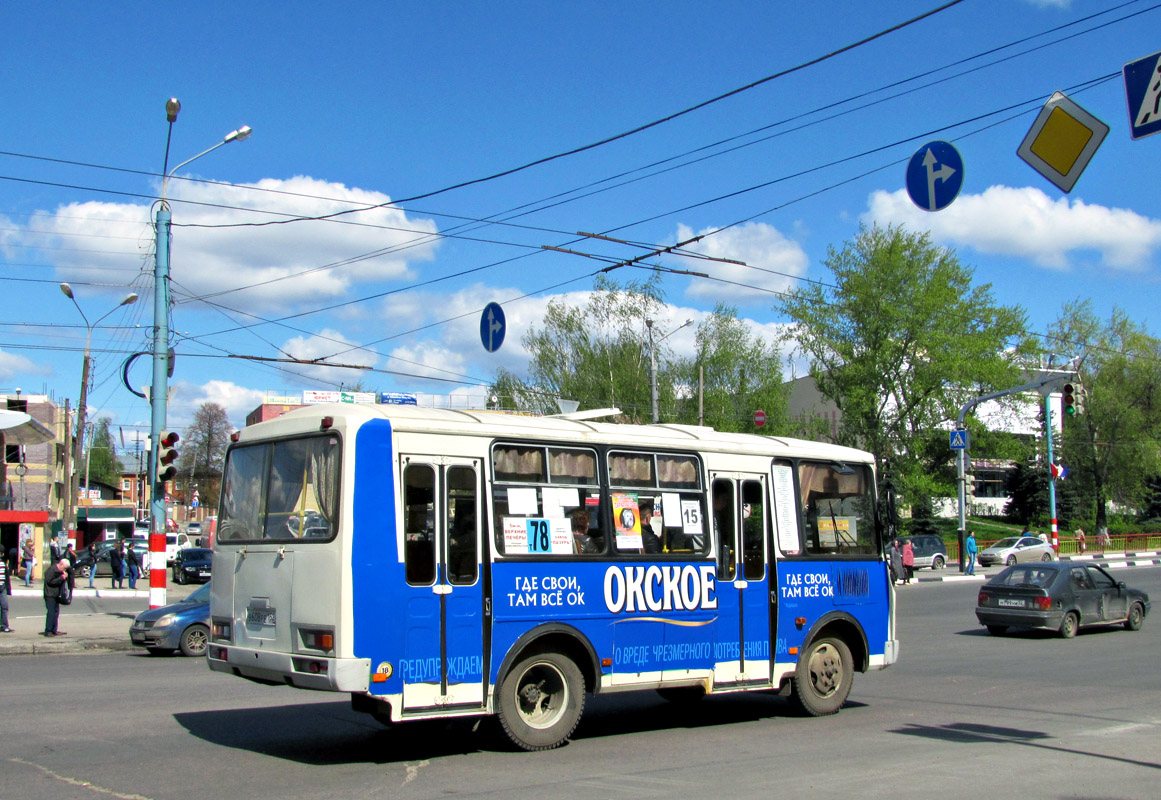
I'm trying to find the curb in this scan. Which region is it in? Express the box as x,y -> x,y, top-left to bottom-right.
0,635 -> 136,657
917,557 -> 1161,582
9,587 -> 151,599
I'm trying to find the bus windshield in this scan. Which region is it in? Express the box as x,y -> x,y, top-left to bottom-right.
218,434 -> 341,542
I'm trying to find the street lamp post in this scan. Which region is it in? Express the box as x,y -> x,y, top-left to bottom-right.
150,98 -> 250,608
60,283 -> 138,540
646,318 -> 693,424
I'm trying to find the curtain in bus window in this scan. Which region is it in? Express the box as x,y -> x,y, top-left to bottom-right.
548,448 -> 595,484
657,455 -> 698,488
308,437 -> 339,536
609,454 -> 654,487
265,441 -> 307,539
493,446 -> 545,482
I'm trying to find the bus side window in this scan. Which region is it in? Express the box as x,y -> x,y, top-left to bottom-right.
713,480 -> 736,580
403,464 -> 436,585
447,466 -> 478,585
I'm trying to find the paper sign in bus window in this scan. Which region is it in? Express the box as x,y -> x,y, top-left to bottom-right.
817,516 -> 857,548
506,487 -> 538,515
504,517 -> 571,553
661,492 -> 682,528
541,487 -> 579,519
680,499 -> 703,534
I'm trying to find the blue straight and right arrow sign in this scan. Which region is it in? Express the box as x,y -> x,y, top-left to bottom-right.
905,140 -> 964,212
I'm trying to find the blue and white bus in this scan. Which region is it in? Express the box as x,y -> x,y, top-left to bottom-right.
208,404 -> 897,750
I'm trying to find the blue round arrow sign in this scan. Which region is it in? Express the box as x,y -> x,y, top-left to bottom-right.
906,140 -> 964,212
480,301 -> 506,353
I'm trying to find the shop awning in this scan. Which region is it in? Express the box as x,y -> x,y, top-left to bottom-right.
77,506 -> 136,523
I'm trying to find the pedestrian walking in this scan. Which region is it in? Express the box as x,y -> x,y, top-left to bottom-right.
0,546 -> 13,632
126,542 -> 141,589
21,539 -> 35,587
1097,527 -> 1110,552
65,542 -> 77,591
110,541 -> 125,589
902,539 -> 915,584
1075,528 -> 1086,554
85,542 -> 98,588
888,539 -> 904,586
42,557 -> 70,636
965,530 -> 978,576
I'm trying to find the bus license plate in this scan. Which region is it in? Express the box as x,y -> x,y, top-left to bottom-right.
998,599 -> 1024,608
247,607 -> 276,625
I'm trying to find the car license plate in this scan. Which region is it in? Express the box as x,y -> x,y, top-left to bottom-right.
998,598 -> 1024,608
247,607 -> 276,626
198,570 -> 210,577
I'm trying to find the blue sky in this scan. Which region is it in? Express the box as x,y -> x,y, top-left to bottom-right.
1,1 -> 1158,451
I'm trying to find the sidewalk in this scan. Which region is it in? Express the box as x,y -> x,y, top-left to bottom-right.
916,550 -> 1161,582
2,586 -> 155,657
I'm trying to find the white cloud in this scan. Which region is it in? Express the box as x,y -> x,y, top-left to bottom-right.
673,222 -> 808,304
863,186 -> 1161,271
0,349 -> 51,380
19,177 -> 441,311
176,380 -> 266,428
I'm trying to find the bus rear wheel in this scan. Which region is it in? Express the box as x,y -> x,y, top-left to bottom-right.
497,651 -> 584,751
789,637 -> 852,716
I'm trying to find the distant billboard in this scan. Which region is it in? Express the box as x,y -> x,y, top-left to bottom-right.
380,392 -> 418,405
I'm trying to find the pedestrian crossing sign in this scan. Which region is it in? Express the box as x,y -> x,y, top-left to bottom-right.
1124,50 -> 1161,140
949,430 -> 969,450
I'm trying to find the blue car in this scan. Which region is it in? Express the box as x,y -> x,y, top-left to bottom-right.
129,583 -> 210,657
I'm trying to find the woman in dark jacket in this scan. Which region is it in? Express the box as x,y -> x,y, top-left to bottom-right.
109,543 -> 125,589
43,557 -> 69,636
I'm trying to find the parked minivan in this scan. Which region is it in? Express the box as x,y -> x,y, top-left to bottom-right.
905,534 -> 949,570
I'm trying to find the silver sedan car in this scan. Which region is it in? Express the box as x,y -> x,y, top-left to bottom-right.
977,535 -> 1056,567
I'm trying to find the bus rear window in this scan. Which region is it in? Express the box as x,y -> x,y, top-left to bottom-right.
218,434 -> 341,543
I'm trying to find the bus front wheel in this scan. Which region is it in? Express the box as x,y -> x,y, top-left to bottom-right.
789,637 -> 853,716
497,651 -> 584,751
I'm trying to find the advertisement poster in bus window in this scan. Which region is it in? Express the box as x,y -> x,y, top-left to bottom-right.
612,493 -> 643,550
504,517 -> 571,554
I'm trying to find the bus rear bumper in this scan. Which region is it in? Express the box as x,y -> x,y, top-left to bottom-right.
208,645 -> 370,693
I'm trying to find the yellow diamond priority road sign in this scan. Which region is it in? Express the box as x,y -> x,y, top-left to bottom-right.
1017,91 -> 1109,193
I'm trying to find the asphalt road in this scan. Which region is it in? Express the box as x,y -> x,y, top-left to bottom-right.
2,567 -> 1158,800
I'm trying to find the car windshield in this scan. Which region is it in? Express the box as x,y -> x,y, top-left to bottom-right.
992,537 -> 1021,548
185,583 -> 212,603
183,549 -> 212,560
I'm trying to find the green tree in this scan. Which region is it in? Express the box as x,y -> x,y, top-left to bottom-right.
778,224 -> 1034,498
177,402 -> 234,511
675,304 -> 790,434
1049,301 -> 1161,532
85,417 -> 120,489
493,275 -> 666,420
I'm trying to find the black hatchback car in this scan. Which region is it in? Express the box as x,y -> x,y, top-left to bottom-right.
976,562 -> 1150,638
171,548 -> 212,585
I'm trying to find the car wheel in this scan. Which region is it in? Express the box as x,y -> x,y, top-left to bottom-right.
1040,552 -> 1053,561
986,625 -> 1007,636
78,565 -> 91,579
180,624 -> 209,657
931,556 -> 945,570
173,569 -> 183,585
1125,602 -> 1145,632
497,650 -> 585,751
1059,611 -> 1079,639
1006,555 -> 1017,566
789,637 -> 853,717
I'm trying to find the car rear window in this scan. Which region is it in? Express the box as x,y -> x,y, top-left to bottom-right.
994,565 -> 1059,587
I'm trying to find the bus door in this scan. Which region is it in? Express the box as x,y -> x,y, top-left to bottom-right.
710,474 -> 772,687
399,457 -> 486,713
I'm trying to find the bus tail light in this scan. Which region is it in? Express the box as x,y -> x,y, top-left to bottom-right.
212,619 -> 233,642
210,645 -> 228,660
301,628 -> 335,652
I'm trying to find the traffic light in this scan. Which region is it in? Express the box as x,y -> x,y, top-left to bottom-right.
157,430 -> 180,483
1062,383 -> 1076,416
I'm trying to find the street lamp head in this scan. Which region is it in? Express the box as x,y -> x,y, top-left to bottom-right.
166,98 -> 181,123
225,125 -> 252,144
59,283 -> 75,300
121,292 -> 139,307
